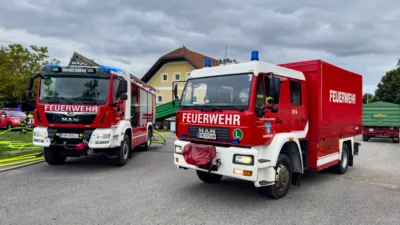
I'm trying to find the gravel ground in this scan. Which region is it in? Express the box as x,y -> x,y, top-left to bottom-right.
0,133 -> 399,225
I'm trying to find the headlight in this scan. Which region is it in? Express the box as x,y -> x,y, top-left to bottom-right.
33,132 -> 45,137
97,134 -> 111,139
175,145 -> 182,154
233,154 -> 254,165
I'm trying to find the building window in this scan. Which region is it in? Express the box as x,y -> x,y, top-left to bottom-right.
290,80 -> 302,106
157,96 -> 163,104
174,72 -> 180,81
161,73 -> 168,82
186,72 -> 191,80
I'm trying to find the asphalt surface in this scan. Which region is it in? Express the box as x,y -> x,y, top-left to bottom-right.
1,133 -> 400,225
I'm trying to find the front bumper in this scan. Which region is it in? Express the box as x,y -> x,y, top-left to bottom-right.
32,127 -> 120,149
173,140 -> 276,187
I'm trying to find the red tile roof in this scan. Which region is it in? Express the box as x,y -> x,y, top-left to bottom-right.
141,45 -> 219,82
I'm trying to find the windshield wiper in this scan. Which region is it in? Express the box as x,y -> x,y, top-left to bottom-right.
73,97 -> 97,104
46,97 -> 72,104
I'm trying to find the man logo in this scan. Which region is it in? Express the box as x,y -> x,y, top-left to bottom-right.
61,117 -> 79,122
67,112 -> 74,116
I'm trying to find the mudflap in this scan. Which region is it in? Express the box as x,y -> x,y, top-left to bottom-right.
291,172 -> 301,187
349,141 -> 361,167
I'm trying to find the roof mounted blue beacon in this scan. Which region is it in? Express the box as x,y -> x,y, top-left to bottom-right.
45,64 -> 60,67
204,58 -> 211,67
251,50 -> 259,61
99,65 -> 122,73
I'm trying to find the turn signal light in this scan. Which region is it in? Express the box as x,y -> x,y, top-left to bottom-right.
233,169 -> 252,176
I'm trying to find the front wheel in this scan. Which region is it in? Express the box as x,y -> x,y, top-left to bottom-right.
114,134 -> 131,166
196,170 -> 222,183
44,147 -> 67,165
260,154 -> 292,199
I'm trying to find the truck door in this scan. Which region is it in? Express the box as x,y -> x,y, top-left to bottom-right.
130,86 -> 140,146
255,74 -> 284,137
288,79 -> 307,135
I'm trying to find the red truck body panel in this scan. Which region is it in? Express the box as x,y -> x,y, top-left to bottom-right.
279,60 -> 363,169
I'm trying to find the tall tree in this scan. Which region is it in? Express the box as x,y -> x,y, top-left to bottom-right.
362,93 -> 374,104
374,65 -> 400,104
0,44 -> 60,107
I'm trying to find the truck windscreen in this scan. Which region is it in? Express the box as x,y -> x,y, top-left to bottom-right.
181,73 -> 253,109
38,75 -> 110,105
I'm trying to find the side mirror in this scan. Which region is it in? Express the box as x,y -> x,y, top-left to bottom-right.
119,80 -> 128,94
173,84 -> 178,100
120,93 -> 128,101
26,90 -> 32,99
267,75 -> 281,104
27,77 -> 34,91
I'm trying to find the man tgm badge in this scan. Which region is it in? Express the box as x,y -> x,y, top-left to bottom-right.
264,122 -> 272,134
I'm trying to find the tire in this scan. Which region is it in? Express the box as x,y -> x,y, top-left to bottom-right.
260,154 -> 292,199
114,134 -> 131,166
6,123 -> 12,130
196,170 -> 222,183
44,147 -> 67,165
334,144 -> 349,174
362,135 -> 368,142
138,129 -> 152,151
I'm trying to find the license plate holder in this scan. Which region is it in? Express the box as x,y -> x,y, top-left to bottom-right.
197,128 -> 216,140
60,133 -> 79,139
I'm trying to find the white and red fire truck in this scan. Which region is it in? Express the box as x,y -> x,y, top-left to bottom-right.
173,51 -> 362,199
26,65 -> 156,166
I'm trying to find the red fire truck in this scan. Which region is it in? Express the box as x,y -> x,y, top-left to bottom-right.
26,65 -> 156,166
173,51 -> 362,199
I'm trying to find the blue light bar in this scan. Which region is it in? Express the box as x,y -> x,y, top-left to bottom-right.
45,64 -> 60,67
99,65 -> 122,72
204,58 -> 211,67
181,134 -> 187,138
3,107 -> 20,111
231,139 -> 239,144
251,50 -> 259,61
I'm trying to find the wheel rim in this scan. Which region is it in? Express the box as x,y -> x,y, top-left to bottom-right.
147,134 -> 151,146
341,149 -> 348,168
122,141 -> 129,159
275,164 -> 290,191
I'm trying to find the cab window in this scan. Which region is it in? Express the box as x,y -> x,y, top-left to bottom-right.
264,76 -> 280,104
255,76 -> 264,109
290,81 -> 302,106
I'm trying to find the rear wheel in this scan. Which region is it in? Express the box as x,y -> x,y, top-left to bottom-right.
196,170 -> 222,183
6,122 -> 12,130
260,154 -> 292,199
362,135 -> 368,142
44,147 -> 67,165
114,134 -> 130,166
138,129 -> 152,151
333,144 -> 349,174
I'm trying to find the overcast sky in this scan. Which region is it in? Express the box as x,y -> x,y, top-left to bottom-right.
1,0 -> 399,94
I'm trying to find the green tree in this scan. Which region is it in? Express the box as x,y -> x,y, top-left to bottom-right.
362,93 -> 374,104
374,65 -> 400,104
0,44 -> 60,106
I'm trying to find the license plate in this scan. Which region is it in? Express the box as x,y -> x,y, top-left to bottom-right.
60,133 -> 79,139
369,128 -> 374,131
197,128 -> 216,140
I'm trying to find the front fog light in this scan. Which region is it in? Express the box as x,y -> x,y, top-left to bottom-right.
97,134 -> 111,139
233,154 -> 253,165
175,145 -> 182,154
33,132 -> 45,137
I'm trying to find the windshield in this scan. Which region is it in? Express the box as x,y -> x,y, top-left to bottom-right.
39,76 -> 110,104
181,73 -> 253,108
8,111 -> 26,117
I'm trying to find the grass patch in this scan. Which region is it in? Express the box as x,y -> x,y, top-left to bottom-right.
0,130 -> 42,160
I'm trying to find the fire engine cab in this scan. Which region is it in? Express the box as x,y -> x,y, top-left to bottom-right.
173,51 -> 362,199
26,64 -> 156,166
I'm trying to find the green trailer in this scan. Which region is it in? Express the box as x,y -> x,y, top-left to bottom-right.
362,101 -> 400,143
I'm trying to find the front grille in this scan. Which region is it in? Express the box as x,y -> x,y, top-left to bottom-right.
45,113 -> 96,124
188,126 -> 230,143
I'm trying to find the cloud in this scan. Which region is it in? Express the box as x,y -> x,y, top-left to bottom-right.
1,0 -> 400,94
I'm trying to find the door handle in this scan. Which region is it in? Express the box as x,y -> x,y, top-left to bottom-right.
276,119 -> 283,123
300,118 -> 306,123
